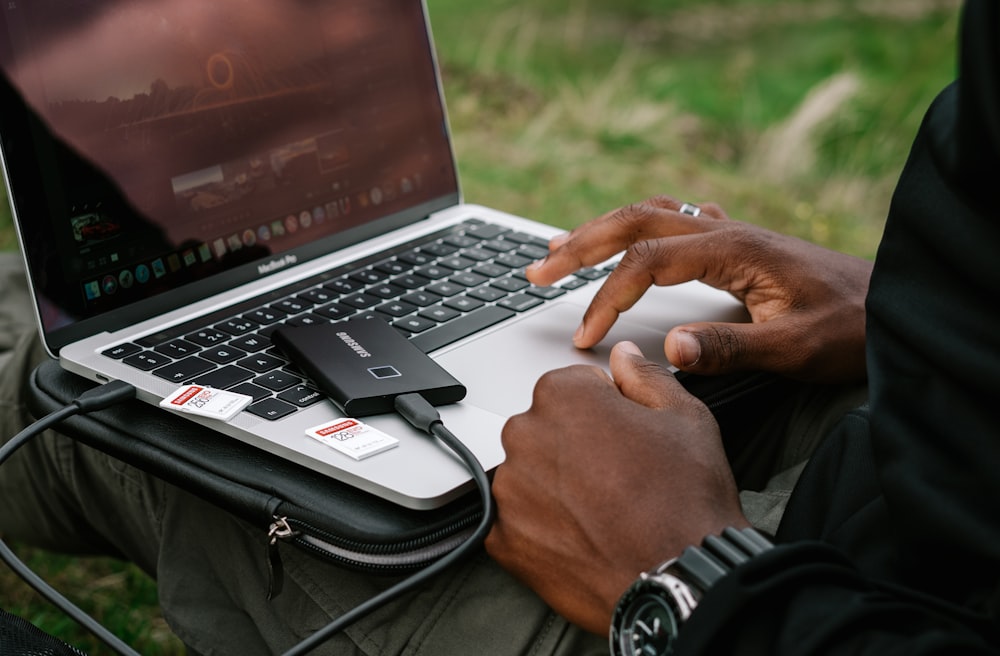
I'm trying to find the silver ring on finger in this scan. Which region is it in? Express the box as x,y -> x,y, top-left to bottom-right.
679,202 -> 701,217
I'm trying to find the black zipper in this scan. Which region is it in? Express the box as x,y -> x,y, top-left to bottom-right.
265,510 -> 483,596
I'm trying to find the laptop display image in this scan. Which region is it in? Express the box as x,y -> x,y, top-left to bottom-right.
0,0 -> 746,508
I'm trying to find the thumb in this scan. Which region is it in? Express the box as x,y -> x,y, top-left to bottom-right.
609,341 -> 685,409
665,322 -> 779,375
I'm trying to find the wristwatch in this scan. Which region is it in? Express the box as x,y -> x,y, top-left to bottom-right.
610,526 -> 773,656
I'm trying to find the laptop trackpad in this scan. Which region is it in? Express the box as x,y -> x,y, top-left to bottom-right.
434,302 -> 671,418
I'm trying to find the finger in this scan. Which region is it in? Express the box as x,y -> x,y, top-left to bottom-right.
608,341 -> 686,410
665,320 -> 802,376
527,196 -> 721,287
573,234 -> 722,349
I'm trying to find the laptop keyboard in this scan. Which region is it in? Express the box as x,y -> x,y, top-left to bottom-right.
100,219 -> 611,421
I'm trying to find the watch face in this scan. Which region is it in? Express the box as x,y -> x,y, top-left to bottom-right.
611,591 -> 679,656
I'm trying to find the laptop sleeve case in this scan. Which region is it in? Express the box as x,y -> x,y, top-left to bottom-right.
25,359 -> 484,579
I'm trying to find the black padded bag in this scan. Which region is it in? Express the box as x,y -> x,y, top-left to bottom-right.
26,359 -> 483,575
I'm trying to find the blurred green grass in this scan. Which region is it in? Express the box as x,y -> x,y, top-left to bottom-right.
0,0 -> 960,652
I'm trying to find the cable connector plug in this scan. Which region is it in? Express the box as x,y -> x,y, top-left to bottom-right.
72,379 -> 136,412
393,392 -> 443,435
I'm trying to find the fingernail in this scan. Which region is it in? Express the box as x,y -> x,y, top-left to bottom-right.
527,256 -> 547,271
616,341 -> 642,357
573,322 -> 585,346
549,232 -> 569,250
674,331 -> 702,367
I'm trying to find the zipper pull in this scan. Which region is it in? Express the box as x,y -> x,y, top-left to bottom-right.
266,516 -> 298,600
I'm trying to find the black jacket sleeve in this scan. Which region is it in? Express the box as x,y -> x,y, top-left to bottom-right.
675,1 -> 1000,652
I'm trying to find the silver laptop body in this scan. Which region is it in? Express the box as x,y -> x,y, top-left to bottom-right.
0,0 -> 745,508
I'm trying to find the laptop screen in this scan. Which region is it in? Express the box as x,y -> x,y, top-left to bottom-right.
0,0 -> 460,351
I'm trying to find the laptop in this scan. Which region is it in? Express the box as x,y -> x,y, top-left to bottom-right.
0,0 -> 746,509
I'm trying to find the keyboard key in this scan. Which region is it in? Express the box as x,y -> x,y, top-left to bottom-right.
246,398 -> 298,421
375,259 -> 411,275
298,287 -> 337,304
426,281 -> 463,297
437,256 -> 475,271
123,351 -> 172,371
257,324 -> 284,338
286,313 -> 327,327
273,298 -> 312,314
450,272 -> 489,288
325,278 -> 362,294
443,295 -> 485,312
368,283 -> 405,300
152,356 -> 215,383
504,231 -> 549,247
355,311 -> 393,324
495,252 -> 533,268
498,294 -> 544,312
192,365 -> 256,389
472,263 -> 510,278
186,328 -> 230,346
244,308 -> 287,325
561,278 -> 589,291
103,343 -> 142,359
255,371 -> 302,392
443,234 -> 479,248
230,334 -> 271,352
314,302 -> 353,321
464,223 -> 507,240
202,345 -> 248,364
467,285 -> 507,302
492,277 -> 529,292
481,239 -> 517,253
154,339 -> 201,358
341,293 -> 381,310
517,244 -> 550,260
421,242 -> 458,257
526,286 -> 567,300
398,249 -> 434,266
215,318 -> 259,335
350,269 -> 388,285
393,316 -> 437,334
460,248 -> 494,262
278,385 -> 324,407
237,353 -> 285,373
376,300 -> 417,317
414,265 -> 450,280
401,291 -> 441,307
411,306 -> 516,353
228,382 -> 272,402
390,273 -> 430,290
419,305 -> 461,323
575,267 -> 609,280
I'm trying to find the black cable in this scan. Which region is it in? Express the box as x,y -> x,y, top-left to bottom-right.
280,392 -> 495,656
0,379 -> 139,656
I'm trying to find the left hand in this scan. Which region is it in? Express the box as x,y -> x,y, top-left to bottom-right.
485,341 -> 749,636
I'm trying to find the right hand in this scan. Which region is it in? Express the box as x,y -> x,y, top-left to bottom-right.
526,194 -> 873,383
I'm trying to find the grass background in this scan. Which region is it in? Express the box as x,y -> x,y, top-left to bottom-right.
1,0 -> 960,652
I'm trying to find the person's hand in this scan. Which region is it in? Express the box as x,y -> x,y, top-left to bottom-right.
485,341 -> 748,636
527,195 -> 873,383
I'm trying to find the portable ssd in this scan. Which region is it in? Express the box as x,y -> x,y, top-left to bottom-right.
273,320 -> 467,416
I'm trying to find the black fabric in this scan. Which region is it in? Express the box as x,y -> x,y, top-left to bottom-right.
676,1 -> 1000,653
0,608 -> 87,656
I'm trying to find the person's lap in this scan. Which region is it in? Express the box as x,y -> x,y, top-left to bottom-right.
0,251 -> 864,654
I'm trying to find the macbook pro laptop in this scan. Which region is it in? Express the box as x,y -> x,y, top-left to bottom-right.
0,0 -> 746,509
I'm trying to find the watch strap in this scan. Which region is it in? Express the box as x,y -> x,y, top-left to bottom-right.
674,526 -> 773,590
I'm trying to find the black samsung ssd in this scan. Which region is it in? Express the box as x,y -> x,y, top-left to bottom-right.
273,319 -> 466,417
